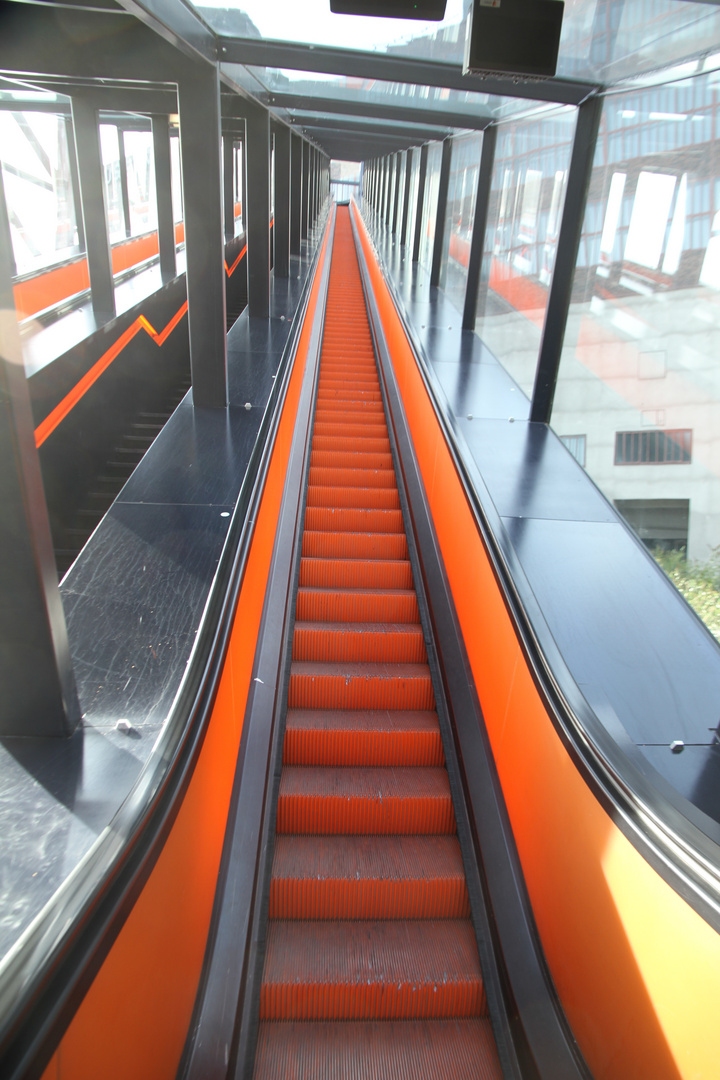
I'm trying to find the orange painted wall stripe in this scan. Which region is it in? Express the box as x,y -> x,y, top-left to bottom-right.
32,242 -> 249,448
351,200 -> 720,1080
33,302 -> 188,448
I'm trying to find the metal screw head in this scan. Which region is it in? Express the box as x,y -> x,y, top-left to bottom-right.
670,739 -> 685,754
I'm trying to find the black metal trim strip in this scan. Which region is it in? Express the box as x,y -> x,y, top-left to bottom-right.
350,208 -> 591,1080
0,219 -> 331,1080
357,210 -> 720,936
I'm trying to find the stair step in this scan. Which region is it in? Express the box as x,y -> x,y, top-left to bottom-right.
269,835 -> 468,919
260,920 -> 484,1020
289,660 -> 433,711
296,587 -> 419,624
253,1018 -> 502,1080
302,531 -> 407,560
303,507 -> 403,533
312,435 -> 391,455
293,621 -> 425,663
299,557 -> 412,590
306,485 -> 401,511
308,467 -> 397,489
313,420 -> 389,440
310,450 -> 394,471
276,766 -> 454,834
283,708 -> 444,766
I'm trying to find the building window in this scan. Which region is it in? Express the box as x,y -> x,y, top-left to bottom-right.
614,429 -> 692,465
560,434 -> 586,467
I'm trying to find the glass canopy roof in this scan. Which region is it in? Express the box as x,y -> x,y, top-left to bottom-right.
199,0 -> 720,86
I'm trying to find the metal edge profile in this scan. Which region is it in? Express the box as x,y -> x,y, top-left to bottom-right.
0,221 -> 331,1080
178,205 -> 336,1080
349,205 -> 591,1080
353,204 -> 720,935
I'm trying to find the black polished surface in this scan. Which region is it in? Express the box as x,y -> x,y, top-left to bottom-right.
369,210 -> 720,836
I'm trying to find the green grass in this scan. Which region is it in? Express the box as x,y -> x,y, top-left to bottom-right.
652,547 -> 720,642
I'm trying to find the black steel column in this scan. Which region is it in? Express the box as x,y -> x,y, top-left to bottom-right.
64,115 -> 85,254
430,137 -> 453,288
223,131 -> 235,241
301,140 -> 310,240
463,125 -> 497,330
290,132 -> 302,255
531,95 -> 603,423
152,114 -> 177,282
178,62 -> 227,407
401,148 -> 413,246
274,123 -> 291,277
385,155 -> 395,227
0,176 -> 81,737
244,99 -> 271,317
391,151 -> 401,236
382,157 -> 390,225
71,96 -> 115,323
412,144 -> 428,262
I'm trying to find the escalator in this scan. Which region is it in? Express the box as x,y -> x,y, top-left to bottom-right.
252,207 -> 500,1077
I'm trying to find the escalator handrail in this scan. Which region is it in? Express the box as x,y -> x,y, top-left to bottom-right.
0,208 -> 332,1080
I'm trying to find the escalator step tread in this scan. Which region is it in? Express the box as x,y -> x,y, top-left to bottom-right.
308,466 -> 397,488
284,708 -> 443,767
254,1018 -> 502,1080
292,621 -> 426,663
299,557 -> 412,589
312,435 -> 391,454
303,507 -> 403,533
269,835 -> 469,920
302,530 -> 407,560
307,485 -> 401,511
276,766 -> 454,835
288,660 -> 434,711
260,920 -> 484,1021
296,587 -> 419,625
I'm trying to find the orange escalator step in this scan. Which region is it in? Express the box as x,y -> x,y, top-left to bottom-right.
295,587 -> 419,624
276,766 -> 454,834
302,530 -> 408,560
259,919 -> 484,1020
269,835 -> 469,920
253,1018 -> 502,1080
288,660 -> 434,710
312,435 -> 391,455
310,450 -> 394,471
292,621 -> 426,663
303,507 -> 403,533
283,708 -> 444,767
308,466 -> 397,489
298,558 -> 412,590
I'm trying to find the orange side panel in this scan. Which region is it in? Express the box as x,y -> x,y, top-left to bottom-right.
110,233 -> 160,276
13,258 -> 90,320
351,200 -> 720,1080
42,220 -> 332,1080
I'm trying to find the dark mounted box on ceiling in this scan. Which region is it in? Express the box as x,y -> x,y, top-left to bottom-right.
330,0 -> 447,19
463,0 -> 564,78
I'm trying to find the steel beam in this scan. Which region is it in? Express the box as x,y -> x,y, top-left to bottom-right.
270,93 -> 493,132
118,128 -> 132,239
71,95 -> 115,323
412,143 -> 428,263
178,62 -> 228,406
430,136 -> 452,287
220,40 -> 598,106
0,176 -> 81,737
392,151 -> 402,236
385,155 -> 395,228
531,96 -> 603,424
153,114 -> 177,281
273,123 -> 291,277
245,98 -> 271,317
463,125 -> 497,330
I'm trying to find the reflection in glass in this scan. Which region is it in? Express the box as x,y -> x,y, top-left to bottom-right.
419,142 -> 442,271
472,107 -> 575,395
440,132 -> 481,311
123,130 -> 157,237
100,123 -> 125,244
551,70 -> 720,592
0,110 -> 80,277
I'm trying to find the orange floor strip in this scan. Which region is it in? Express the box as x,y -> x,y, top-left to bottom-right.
253,206 -> 501,1078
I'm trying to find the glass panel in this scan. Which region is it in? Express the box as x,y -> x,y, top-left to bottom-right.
99,123 -> 125,243
552,70 -> 720,635
122,130 -> 157,237
395,151 -> 407,236
199,0 -> 467,62
440,131 -> 482,311
0,110 -> 80,277
233,140 -> 243,236
419,141 -> 442,271
473,106 -> 576,396
405,148 -> 420,251
330,159 -> 362,202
